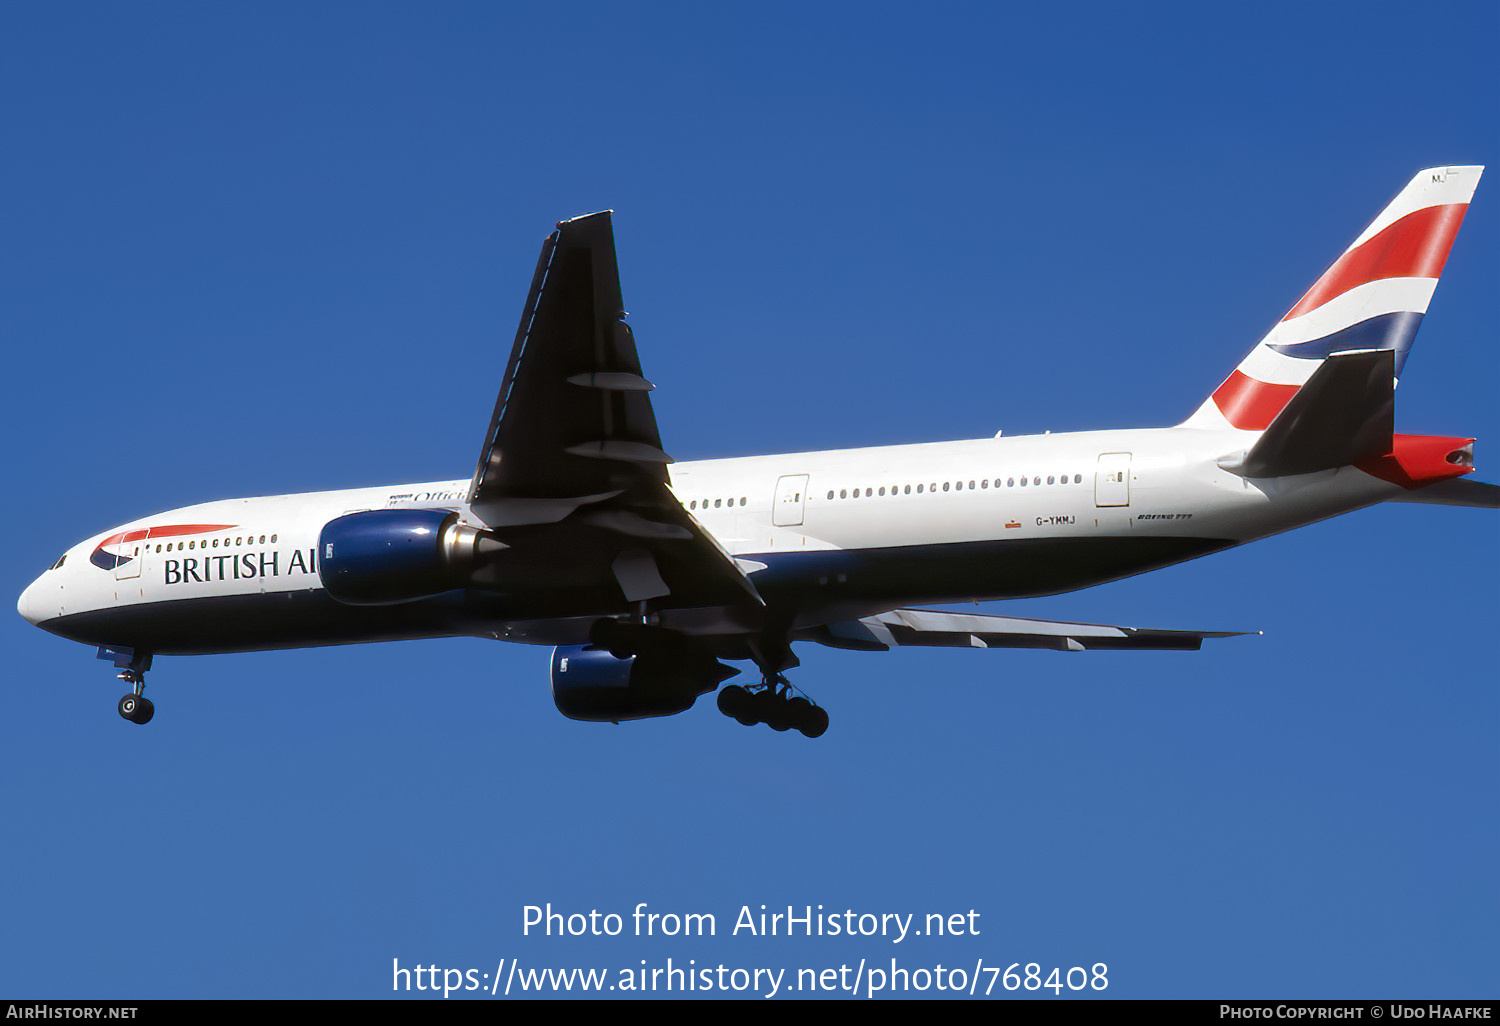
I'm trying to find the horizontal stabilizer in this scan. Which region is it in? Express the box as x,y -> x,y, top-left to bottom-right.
1385,478 -> 1500,508
1228,350 -> 1394,478
802,608 -> 1254,653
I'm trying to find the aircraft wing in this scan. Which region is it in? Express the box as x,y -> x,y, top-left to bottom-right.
467,212 -> 761,608
805,608 -> 1254,652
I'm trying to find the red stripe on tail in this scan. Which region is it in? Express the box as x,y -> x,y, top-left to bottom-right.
1284,203 -> 1469,320
1211,371 -> 1300,430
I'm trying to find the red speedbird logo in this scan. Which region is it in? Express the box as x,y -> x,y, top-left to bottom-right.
90,524 -> 238,571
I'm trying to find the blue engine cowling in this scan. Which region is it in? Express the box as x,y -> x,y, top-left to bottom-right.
551,643 -> 737,721
318,509 -> 491,605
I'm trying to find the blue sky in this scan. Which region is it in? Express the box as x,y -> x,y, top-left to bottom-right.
3,2 -> 1495,1000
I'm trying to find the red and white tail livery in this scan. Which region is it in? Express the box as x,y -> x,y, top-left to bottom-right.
1185,165 -> 1481,431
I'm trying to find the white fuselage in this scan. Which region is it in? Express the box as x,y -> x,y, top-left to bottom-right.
19,424 -> 1401,655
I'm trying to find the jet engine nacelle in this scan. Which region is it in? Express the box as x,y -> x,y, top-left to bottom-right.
551,642 -> 737,722
318,509 -> 500,605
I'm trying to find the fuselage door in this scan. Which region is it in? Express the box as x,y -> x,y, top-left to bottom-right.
115,529 -> 148,580
772,474 -> 810,527
1094,453 -> 1132,507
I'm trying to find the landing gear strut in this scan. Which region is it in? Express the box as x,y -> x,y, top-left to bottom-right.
717,675 -> 828,738
98,647 -> 154,725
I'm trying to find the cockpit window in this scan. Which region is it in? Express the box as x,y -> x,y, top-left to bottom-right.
50,554 -> 66,570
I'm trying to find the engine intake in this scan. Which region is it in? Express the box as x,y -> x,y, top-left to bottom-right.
551,641 -> 737,722
318,509 -> 501,605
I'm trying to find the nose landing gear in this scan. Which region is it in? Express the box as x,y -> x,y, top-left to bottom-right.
117,685 -> 154,725
98,647 -> 155,725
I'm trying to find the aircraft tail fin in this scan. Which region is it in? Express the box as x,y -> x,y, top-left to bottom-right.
1182,165 -> 1483,431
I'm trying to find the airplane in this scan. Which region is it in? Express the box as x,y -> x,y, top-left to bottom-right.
17,165 -> 1496,738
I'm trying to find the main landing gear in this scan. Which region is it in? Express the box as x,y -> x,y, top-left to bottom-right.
98,647 -> 154,725
717,676 -> 829,738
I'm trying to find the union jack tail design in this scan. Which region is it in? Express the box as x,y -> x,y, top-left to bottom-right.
1183,165 -> 1483,431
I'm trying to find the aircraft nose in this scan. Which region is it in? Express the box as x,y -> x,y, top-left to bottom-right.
18,574 -> 50,626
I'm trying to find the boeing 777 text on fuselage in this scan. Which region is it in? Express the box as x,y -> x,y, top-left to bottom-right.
19,166 -> 1496,736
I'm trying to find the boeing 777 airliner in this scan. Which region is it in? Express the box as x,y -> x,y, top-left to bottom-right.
18,166 -> 1496,737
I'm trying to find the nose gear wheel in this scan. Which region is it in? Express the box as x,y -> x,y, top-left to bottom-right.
109,654 -> 155,724
117,693 -> 154,724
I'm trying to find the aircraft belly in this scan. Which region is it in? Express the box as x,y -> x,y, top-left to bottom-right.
745,535 -> 1235,606
37,590 -> 488,655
